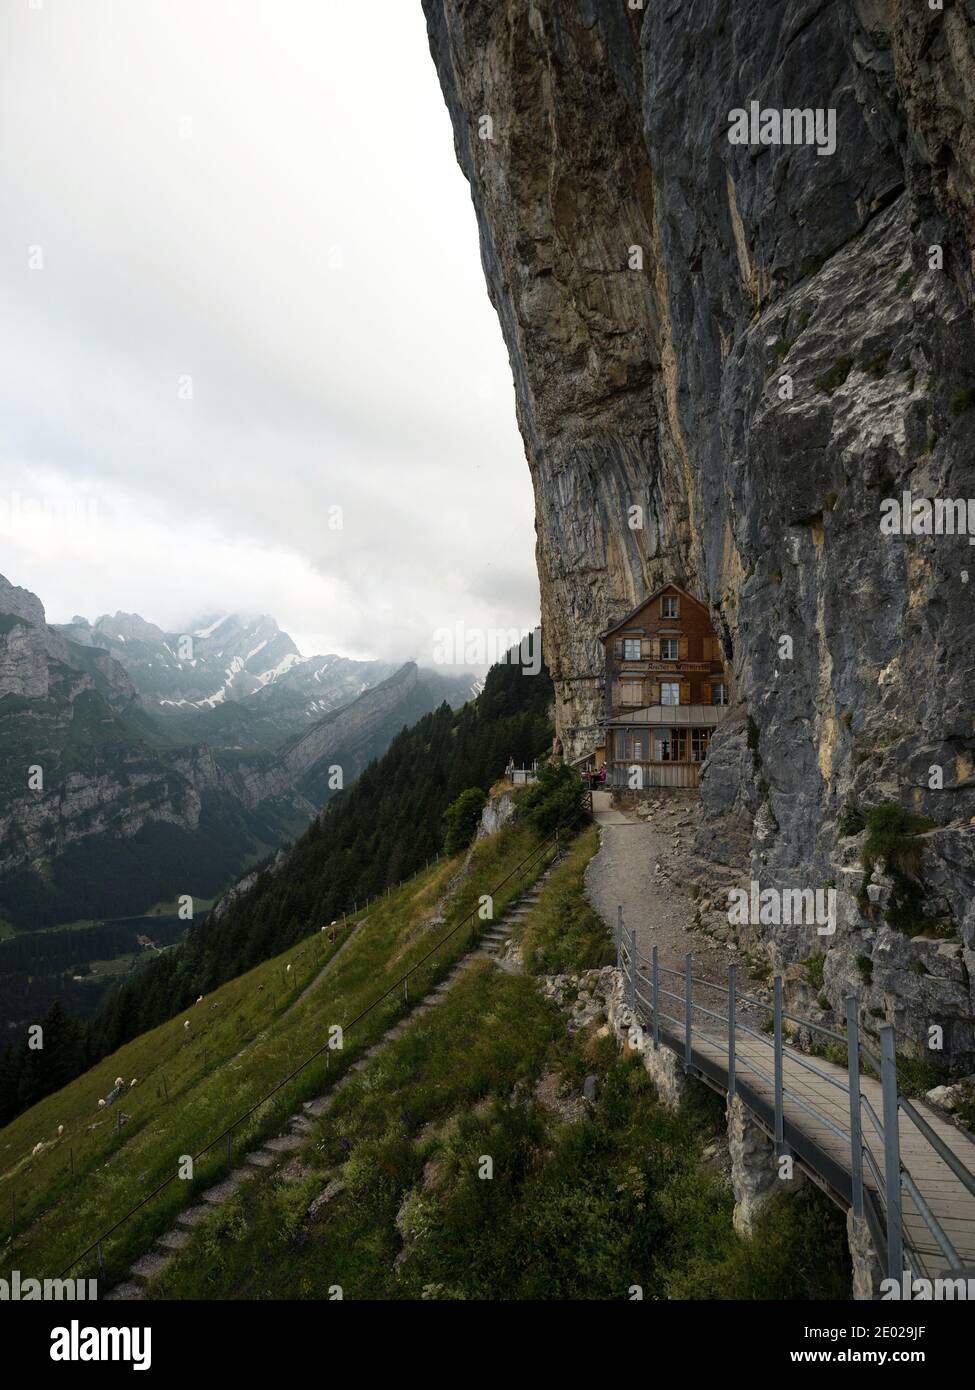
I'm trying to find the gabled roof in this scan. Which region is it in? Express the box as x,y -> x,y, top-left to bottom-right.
600,583 -> 709,641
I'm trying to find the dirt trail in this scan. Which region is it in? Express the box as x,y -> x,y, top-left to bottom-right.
585,790 -> 746,1003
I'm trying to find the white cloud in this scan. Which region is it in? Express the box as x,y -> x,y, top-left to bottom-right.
0,0 -> 538,664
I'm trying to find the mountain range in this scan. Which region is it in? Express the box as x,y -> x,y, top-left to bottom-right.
54,609 -> 399,739
0,573 -> 474,959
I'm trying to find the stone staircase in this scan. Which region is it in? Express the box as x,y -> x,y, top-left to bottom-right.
103,853 -> 562,1300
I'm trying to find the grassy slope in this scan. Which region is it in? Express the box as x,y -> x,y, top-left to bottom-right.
0,822 -> 554,1288
149,829 -> 851,1301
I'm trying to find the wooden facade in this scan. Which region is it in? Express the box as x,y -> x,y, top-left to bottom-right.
600,583 -> 729,789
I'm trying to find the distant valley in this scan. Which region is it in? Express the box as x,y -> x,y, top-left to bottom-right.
0,573 -> 474,1030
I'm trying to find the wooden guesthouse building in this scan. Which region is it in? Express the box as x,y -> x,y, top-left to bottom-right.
600,583 -> 729,789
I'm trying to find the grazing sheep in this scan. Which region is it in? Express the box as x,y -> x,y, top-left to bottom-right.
97,1099 -> 106,1109
57,1124 -> 64,1137
183,1020 -> 190,1030
31,1141 -> 44,1156
114,1076 -> 124,1088
129,1079 -> 138,1088
196,995 -> 203,1004
286,963 -> 292,973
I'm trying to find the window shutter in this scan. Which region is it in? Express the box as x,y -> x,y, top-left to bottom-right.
651,637 -> 661,659
702,681 -> 712,704
649,681 -> 660,704
614,638 -> 624,659
678,636 -> 689,660
679,679 -> 692,705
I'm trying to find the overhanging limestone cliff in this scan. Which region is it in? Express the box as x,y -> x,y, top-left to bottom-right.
424,0 -> 975,1065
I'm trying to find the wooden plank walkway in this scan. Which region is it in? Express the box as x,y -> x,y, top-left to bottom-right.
654,1021 -> 975,1278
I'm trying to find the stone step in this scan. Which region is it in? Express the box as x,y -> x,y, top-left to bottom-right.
103,1282 -> 146,1301
176,1203 -> 214,1229
245,1148 -> 276,1167
265,1133 -> 304,1153
156,1228 -> 192,1252
129,1251 -> 169,1282
201,1175 -> 243,1205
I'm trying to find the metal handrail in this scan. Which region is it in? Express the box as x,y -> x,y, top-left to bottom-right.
613,902 -> 975,1285
898,1095 -> 975,1202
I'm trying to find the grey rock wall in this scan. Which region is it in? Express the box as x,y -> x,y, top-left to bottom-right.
423,0 -> 975,1064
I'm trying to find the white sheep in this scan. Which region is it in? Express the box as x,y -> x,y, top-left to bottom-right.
196,995 -> 203,1004
183,1020 -> 190,1030
129,1079 -> 138,1088
114,1076 -> 124,1088
97,1099 -> 106,1109
286,963 -> 292,973
57,1124 -> 64,1137
31,1141 -> 44,1156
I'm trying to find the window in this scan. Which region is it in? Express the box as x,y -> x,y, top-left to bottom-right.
623,638 -> 642,660
692,728 -> 711,762
662,595 -> 679,618
712,682 -> 727,705
655,730 -> 688,762
618,730 -> 649,760
661,638 -> 679,660
660,681 -> 680,706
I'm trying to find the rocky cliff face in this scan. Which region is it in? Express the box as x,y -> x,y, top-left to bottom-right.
424,0 -> 975,1065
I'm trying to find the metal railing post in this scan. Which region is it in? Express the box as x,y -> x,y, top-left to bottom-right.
880,1025 -> 904,1279
845,997 -> 864,1220
727,963 -> 736,1103
628,926 -> 637,1013
773,975 -> 784,1152
616,906 -> 623,970
684,953 -> 692,1071
651,945 -> 659,1050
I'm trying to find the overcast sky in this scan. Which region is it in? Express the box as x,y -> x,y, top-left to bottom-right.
0,0 -> 538,665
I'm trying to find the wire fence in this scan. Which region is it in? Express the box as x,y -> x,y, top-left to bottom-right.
52,817 -> 579,1281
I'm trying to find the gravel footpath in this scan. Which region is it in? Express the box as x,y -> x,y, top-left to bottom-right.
584,790 -> 756,1012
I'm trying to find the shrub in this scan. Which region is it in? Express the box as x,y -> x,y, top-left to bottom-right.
442,788 -> 488,856
861,802 -> 938,937
837,800 -> 865,837
517,763 -> 589,836
803,953 -> 825,990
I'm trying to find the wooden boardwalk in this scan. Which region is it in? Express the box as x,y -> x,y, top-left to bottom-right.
660,1021 -> 975,1278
